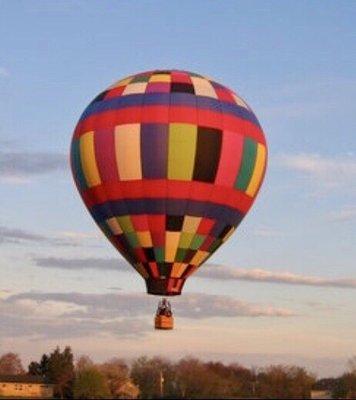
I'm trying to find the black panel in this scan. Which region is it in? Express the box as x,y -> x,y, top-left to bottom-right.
171,82 -> 195,94
218,224 -> 233,239
144,248 -> 155,262
157,263 -> 173,278
193,127 -> 222,182
90,90 -> 108,104
183,249 -> 196,263
153,70 -> 171,75
166,215 -> 184,231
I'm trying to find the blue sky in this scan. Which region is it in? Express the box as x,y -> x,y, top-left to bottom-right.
0,1 -> 355,377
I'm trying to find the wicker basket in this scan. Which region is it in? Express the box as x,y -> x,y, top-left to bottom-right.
155,315 -> 174,330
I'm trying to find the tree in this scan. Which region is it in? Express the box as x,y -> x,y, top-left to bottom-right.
28,354 -> 50,376
175,357 -> 229,398
76,355 -> 94,372
0,352 -> 24,375
28,346 -> 74,399
73,366 -> 111,399
256,365 -> 315,399
99,358 -> 138,398
332,373 -> 356,399
47,346 -> 75,399
131,356 -> 176,398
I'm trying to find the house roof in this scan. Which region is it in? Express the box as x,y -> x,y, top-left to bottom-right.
0,375 -> 52,384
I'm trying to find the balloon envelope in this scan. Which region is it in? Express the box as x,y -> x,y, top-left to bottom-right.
70,70 -> 267,296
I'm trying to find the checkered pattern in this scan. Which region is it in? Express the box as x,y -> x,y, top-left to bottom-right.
70,70 -> 267,296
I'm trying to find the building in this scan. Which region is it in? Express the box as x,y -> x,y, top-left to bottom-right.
0,375 -> 54,398
310,389 -> 332,399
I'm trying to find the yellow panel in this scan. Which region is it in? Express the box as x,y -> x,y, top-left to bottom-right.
115,124 -> 142,180
109,76 -> 133,88
178,232 -> 194,248
134,263 -> 149,279
190,250 -> 209,266
171,263 -> 189,278
165,232 -> 181,262
106,217 -> 123,235
117,215 -> 134,232
149,74 -> 171,82
191,77 -> 217,98
79,131 -> 101,187
246,143 -> 266,197
137,231 -> 153,247
122,82 -> 148,95
232,93 -> 249,109
182,216 -> 201,233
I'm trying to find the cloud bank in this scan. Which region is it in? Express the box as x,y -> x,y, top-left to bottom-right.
32,256 -> 356,290
276,153 -> 356,192
199,264 -> 356,289
0,151 -> 67,182
0,226 -> 100,248
0,291 -> 294,340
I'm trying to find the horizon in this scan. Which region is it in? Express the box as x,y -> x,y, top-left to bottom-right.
0,0 -> 355,380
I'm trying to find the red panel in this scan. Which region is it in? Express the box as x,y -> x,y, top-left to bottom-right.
75,106 -> 265,144
148,262 -> 160,278
168,106 -> 197,124
131,215 -> 149,231
197,218 -> 215,235
171,71 -> 192,84
94,129 -> 120,183
215,131 -> 244,187
215,87 -> 236,103
197,108 -> 221,129
81,180 -> 253,212
142,180 -> 167,198
189,181 -> 214,202
166,180 -> 192,199
148,215 -> 166,232
151,232 -> 165,247
141,105 -> 170,123
105,86 -> 126,99
120,180 -> 143,198
134,248 -> 147,263
200,235 -> 215,251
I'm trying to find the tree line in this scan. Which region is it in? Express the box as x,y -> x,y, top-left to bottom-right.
0,349 -> 355,399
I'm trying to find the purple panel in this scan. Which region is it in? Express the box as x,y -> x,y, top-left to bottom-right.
141,124 -> 168,179
90,199 -> 243,224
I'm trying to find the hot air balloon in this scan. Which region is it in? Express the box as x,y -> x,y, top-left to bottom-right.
70,70 -> 267,330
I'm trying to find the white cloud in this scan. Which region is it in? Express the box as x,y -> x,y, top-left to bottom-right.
0,151 -> 67,183
199,264 -> 356,289
0,291 -> 295,340
327,205 -> 356,222
276,153 -> 356,192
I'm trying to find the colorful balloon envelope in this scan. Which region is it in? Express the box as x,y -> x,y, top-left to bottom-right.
70,70 -> 267,296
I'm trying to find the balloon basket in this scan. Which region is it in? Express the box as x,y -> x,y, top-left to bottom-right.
155,298 -> 174,330
155,315 -> 174,330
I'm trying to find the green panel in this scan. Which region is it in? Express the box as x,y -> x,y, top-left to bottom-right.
154,247 -> 165,263
70,139 -> 87,190
234,138 -> 257,191
117,216 -> 134,233
175,248 -> 187,262
126,232 -> 139,248
168,123 -> 197,180
209,239 -> 223,253
179,232 -> 194,249
131,74 -> 150,83
190,234 -> 206,250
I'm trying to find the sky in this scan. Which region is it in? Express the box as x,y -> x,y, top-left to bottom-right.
0,0 -> 355,377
